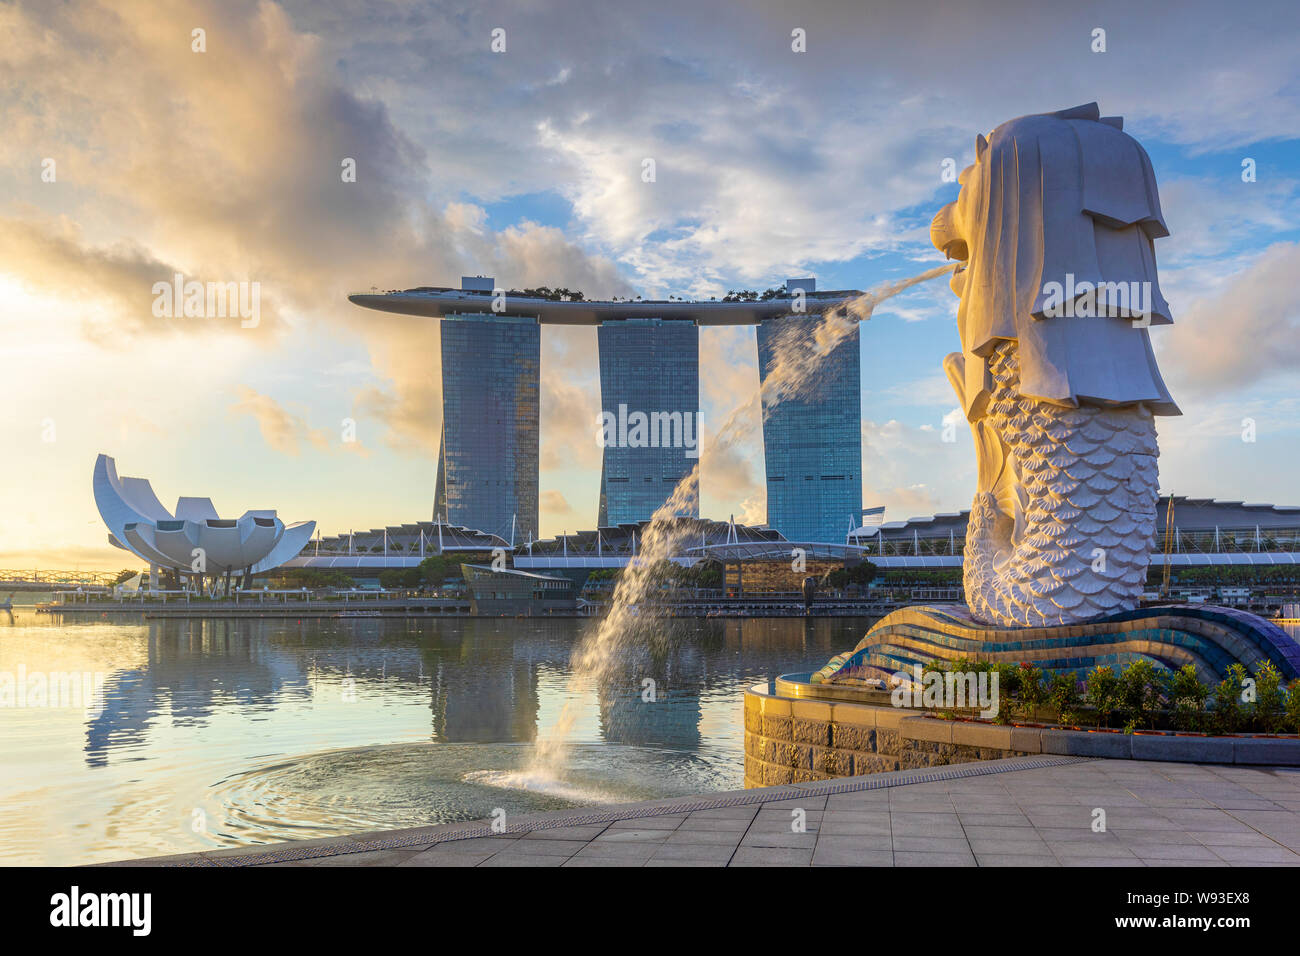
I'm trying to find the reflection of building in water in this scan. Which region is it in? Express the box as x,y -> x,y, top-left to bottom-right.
598,681 -> 703,750
83,619 -> 429,764
594,641 -> 707,749
77,616 -> 854,766
423,619 -> 562,743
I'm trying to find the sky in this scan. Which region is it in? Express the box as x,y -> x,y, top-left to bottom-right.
1,0 -> 1298,570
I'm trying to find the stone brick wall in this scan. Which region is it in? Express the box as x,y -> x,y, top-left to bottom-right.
743,689 -> 1032,787
743,683 -> 1300,788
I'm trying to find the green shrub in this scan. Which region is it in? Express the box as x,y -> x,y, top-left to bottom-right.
1048,672 -> 1081,725
1254,661 -> 1286,734
1286,680 -> 1300,734
1210,663 -> 1249,735
1086,665 -> 1121,729
997,662 -> 1022,695
1119,660 -> 1162,730
1166,664 -> 1208,732
1017,663 -> 1046,720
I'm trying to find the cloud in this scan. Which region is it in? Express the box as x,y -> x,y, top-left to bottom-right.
1158,242 -> 1300,397
4,0 -> 1300,564
285,0 -> 1300,289
0,0 -> 630,459
539,374 -> 602,471
540,489 -> 574,516
0,214 -> 283,341
862,416 -> 972,519
229,386 -> 331,456
1158,177 -> 1300,263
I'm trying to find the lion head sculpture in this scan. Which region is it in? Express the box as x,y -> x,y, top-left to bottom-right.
931,102 -> 1179,423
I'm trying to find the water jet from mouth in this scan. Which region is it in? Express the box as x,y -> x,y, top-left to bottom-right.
509,263 -> 958,787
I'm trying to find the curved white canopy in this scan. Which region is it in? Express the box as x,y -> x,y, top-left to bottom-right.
94,454 -> 315,575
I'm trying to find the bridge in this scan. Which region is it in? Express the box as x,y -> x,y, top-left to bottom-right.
0,570 -> 116,591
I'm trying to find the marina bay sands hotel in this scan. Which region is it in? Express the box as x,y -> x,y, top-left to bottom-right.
349,276 -> 867,545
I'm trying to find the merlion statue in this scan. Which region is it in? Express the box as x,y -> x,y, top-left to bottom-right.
930,103 -> 1179,627
795,103 -> 1298,730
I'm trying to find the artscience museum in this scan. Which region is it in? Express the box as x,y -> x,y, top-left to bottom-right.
93,454 -> 315,591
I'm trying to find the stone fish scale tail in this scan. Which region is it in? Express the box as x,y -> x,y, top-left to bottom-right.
964,342 -> 1159,626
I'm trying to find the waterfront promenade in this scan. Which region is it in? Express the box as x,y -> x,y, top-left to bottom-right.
110,756 -> 1300,867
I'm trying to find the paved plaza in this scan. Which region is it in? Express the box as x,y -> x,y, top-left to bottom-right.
112,756 -> 1300,867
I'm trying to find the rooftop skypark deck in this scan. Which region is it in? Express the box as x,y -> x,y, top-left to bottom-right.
347,281 -> 864,325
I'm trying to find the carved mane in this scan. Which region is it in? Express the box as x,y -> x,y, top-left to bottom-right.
951,102 -> 1179,421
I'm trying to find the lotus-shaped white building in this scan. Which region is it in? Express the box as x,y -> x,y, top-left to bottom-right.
94,454 -> 315,586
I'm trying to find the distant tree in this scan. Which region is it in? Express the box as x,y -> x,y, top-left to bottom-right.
824,561 -> 879,588
265,568 -> 355,589
111,568 -> 139,586
418,555 -> 463,588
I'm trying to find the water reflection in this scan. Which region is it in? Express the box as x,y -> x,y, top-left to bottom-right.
0,611 -> 862,864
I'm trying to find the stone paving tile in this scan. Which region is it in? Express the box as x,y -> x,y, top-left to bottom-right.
811,844 -> 892,866
1172,860 -> 1236,867
889,800 -> 957,814
1207,844 -> 1300,864
890,812 -> 964,832
608,816 -> 691,832
664,829 -> 746,846
678,815 -> 754,832
1025,809 -> 1097,828
643,858 -> 726,867
1057,857 -> 1146,867
956,812 -> 1030,827
894,851 -> 977,867
824,794 -> 891,810
522,826 -> 608,841
820,808 -> 892,821
118,759 -> 1300,868
818,820 -> 892,836
1048,842 -> 1140,860
892,835 -> 972,853
1108,828 -> 1205,845
976,854 -> 1062,866
740,831 -> 818,849
478,853 -> 568,867
425,836 -> 517,851
1121,842 -> 1222,862
1034,827 -> 1122,843
607,816 -> 683,830
683,807 -> 759,820
562,855 -> 645,867
313,849 -> 422,866
761,796 -> 828,810
399,851 -> 491,867
1228,808 -> 1300,831
571,841 -> 661,862
962,824 -> 1040,843
593,829 -> 672,843
1187,829 -> 1280,847
1158,809 -> 1255,832
729,846 -> 815,866
968,840 -> 1054,857
647,842 -> 738,863
494,839 -> 589,857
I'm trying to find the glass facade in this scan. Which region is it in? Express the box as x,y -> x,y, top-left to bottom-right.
597,318 -> 700,525
435,312 -> 539,543
756,316 -> 862,542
